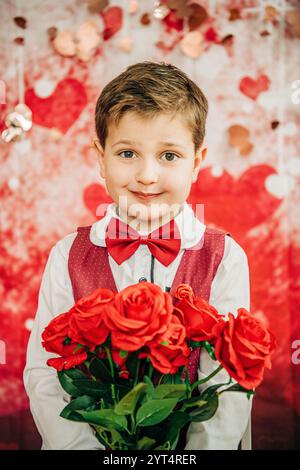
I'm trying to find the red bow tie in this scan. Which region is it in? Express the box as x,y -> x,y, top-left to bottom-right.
105,217 -> 181,266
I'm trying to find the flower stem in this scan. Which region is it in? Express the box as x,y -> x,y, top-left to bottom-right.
130,413 -> 136,435
148,362 -> 154,380
190,364 -> 224,393
134,358 -> 141,387
158,374 -> 166,385
104,346 -> 117,404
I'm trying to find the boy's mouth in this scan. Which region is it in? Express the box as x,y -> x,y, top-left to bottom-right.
130,191 -> 163,200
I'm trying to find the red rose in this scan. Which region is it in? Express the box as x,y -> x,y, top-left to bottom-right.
175,284 -> 195,302
42,311 -> 72,356
47,349 -> 88,371
105,282 -> 173,352
139,310 -> 190,374
176,294 -> 225,343
213,308 -> 276,389
68,288 -> 113,350
42,312 -> 87,371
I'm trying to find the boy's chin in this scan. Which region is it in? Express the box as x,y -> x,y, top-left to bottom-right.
127,203 -> 172,221
117,197 -> 182,224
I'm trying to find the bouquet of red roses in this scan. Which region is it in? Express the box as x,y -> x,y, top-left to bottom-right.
41,282 -> 276,450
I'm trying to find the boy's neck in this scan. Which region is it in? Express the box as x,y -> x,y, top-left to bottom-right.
116,205 -> 183,235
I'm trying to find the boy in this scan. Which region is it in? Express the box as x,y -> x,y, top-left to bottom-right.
23,61 -> 252,450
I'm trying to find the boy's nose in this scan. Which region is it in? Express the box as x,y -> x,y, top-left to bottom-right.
135,161 -> 159,184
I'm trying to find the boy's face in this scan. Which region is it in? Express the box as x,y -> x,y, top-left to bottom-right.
94,111 -> 207,232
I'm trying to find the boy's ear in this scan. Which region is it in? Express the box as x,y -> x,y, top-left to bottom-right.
93,138 -> 106,179
192,145 -> 207,183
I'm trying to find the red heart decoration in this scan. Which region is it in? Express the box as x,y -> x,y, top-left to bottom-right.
83,183 -> 113,218
101,6 -> 123,40
0,103 -> 7,133
239,74 -> 270,100
25,78 -> 87,133
163,10 -> 184,32
188,165 -> 282,236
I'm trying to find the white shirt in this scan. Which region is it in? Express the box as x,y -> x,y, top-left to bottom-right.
23,201 -> 252,450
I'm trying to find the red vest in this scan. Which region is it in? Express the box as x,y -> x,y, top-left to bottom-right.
68,225 -> 231,383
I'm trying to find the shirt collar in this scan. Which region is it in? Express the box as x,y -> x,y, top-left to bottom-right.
90,201 -> 206,250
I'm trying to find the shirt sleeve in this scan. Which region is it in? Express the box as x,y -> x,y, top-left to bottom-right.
184,235 -> 253,450
23,234 -> 105,450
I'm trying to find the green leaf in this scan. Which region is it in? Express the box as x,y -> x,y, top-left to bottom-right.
189,394 -> 219,422
60,395 -> 97,421
62,368 -> 87,379
57,370 -> 83,397
114,382 -> 147,416
166,410 -> 191,429
164,411 -> 191,446
201,382 -> 229,401
89,357 -> 113,382
72,379 -> 112,399
93,425 -> 133,450
152,410 -> 191,450
224,383 -> 256,397
137,437 -> 157,450
77,409 -> 129,433
182,398 -> 207,410
155,441 -> 172,450
153,384 -> 187,400
166,410 -> 191,450
93,427 -> 111,449
143,376 -> 155,400
136,398 -> 178,427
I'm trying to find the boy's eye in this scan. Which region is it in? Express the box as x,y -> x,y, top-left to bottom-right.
117,151 -> 180,162
118,150 -> 135,159
162,152 -> 179,162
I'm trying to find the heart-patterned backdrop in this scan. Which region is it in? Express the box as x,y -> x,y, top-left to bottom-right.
0,0 -> 299,450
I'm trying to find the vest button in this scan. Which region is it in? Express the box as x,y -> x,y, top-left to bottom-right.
139,277 -> 147,282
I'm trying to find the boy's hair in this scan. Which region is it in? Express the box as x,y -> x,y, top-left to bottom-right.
95,61 -> 208,153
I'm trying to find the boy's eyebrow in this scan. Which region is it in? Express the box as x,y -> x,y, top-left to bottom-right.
112,139 -> 186,149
